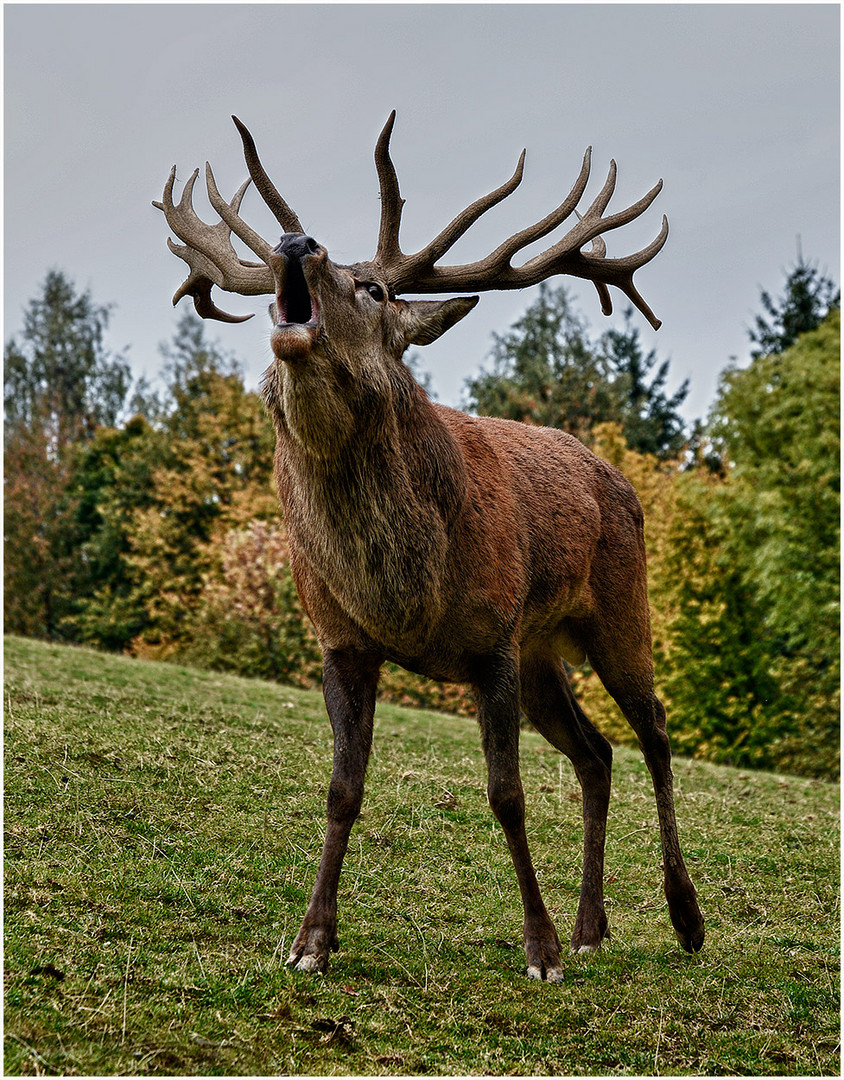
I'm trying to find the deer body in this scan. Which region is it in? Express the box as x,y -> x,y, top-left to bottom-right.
156,115 -> 704,981
269,375 -> 618,674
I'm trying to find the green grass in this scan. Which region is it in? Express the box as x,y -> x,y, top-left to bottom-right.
4,634 -> 839,1076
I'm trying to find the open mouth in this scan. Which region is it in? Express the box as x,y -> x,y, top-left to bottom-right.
276,253 -> 320,328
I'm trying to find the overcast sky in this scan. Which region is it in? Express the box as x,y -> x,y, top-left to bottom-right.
4,3 -> 840,423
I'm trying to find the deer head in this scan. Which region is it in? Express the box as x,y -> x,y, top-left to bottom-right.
154,111 -> 668,351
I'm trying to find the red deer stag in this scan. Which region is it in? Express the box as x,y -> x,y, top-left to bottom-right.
155,113 -> 704,982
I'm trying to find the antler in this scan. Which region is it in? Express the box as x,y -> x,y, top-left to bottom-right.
372,112 -> 668,329
153,163 -> 274,322
155,113 -> 668,328
153,112 -> 309,322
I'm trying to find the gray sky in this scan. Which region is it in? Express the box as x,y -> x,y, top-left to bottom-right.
4,3 -> 840,423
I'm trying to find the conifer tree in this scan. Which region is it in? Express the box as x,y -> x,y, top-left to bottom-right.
750,251 -> 839,359
464,284 -> 688,457
4,269 -> 131,447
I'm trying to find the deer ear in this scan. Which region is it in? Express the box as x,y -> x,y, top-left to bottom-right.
401,296 -> 479,346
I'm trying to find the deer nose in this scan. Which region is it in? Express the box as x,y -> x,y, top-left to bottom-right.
274,234 -> 320,260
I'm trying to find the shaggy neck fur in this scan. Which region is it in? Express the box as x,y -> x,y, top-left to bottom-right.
261,353 -> 468,650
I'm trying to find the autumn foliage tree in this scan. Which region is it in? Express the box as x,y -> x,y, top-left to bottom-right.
3,417 -> 80,638
179,520 -> 322,684
130,345 -> 278,651
70,313 -> 280,655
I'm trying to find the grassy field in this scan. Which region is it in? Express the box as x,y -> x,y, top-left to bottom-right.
4,634 -> 839,1076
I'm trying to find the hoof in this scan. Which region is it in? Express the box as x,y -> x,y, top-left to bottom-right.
286,921 -> 337,974
670,899 -> 705,953
675,922 -> 705,953
527,964 -> 565,983
667,881 -> 705,953
288,951 -> 326,973
570,910 -> 608,955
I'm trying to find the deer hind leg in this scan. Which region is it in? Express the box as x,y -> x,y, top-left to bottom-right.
287,648 -> 381,973
473,647 -> 564,983
520,650 -> 613,953
584,621 -> 705,954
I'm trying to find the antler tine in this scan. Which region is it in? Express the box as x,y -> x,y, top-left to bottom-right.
168,238 -> 255,323
576,218 -> 613,318
205,162 -> 275,265
472,146 -> 594,280
586,158 -> 618,220
231,115 -> 304,235
565,169 -> 663,254
153,165 -> 203,239
579,214 -> 670,329
415,149 -> 527,271
375,110 -> 405,266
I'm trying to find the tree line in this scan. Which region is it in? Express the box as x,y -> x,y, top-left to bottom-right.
4,261 -> 839,778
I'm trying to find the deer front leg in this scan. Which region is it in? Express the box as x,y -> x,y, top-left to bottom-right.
475,649 -> 564,983
287,648 -> 380,973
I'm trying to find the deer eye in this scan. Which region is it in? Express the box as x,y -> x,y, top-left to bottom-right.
358,281 -> 386,302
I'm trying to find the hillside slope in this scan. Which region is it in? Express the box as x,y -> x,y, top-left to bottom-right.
5,635 -> 839,1076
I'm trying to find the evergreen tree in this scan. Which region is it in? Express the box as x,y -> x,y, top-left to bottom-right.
464,284 -> 688,457
750,252 -> 839,359
4,269 -> 131,447
464,283 -> 620,443
598,308 -> 689,458
61,417 -> 161,649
